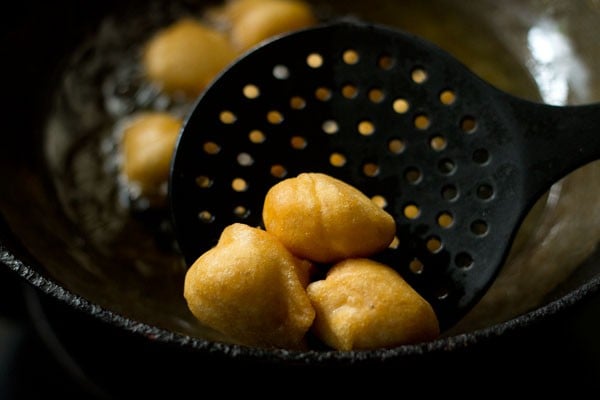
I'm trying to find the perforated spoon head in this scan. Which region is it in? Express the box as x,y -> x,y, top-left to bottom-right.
169,21 -> 600,330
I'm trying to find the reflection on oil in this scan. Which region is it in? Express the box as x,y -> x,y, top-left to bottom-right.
448,0 -> 600,335
527,18 -> 589,105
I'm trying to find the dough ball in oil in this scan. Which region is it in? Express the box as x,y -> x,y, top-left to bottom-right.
307,258 -> 440,350
262,172 -> 396,263
120,111 -> 182,197
224,0 -> 317,52
143,18 -> 236,97
183,223 -> 315,349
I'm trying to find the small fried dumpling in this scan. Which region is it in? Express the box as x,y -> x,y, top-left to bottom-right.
143,18 -> 236,97
306,258 -> 440,350
262,172 -> 396,263
226,0 -> 318,52
183,223 -> 315,349
119,111 -> 182,200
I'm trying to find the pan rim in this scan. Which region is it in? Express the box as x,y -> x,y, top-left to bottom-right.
3,233 -> 599,363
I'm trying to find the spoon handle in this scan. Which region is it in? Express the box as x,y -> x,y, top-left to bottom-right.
506,95 -> 600,200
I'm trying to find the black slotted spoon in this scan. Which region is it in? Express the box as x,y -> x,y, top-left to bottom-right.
169,20 -> 600,331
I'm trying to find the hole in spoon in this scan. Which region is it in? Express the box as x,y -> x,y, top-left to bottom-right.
342,84 -> 358,99
438,158 -> 456,175
270,164 -> 287,178
248,129 -> 266,143
411,67 -> 428,83
342,49 -> 360,64
393,98 -> 410,114
437,212 -> 454,228
290,136 -> 307,149
430,135 -> 447,151
377,53 -> 395,70
409,258 -> 424,274
362,162 -> 379,177
404,166 -> 422,184
414,113 -> 430,130
472,148 -> 490,164
315,87 -> 332,101
219,110 -> 236,124
198,210 -> 214,223
471,220 -> 489,236
441,184 -> 459,201
329,152 -> 346,167
426,236 -> 443,253
435,288 -> 450,300
358,120 -> 375,136
195,175 -> 213,189
371,195 -> 388,208
440,89 -> 456,105
267,110 -> 284,124
388,138 -> 406,154
460,116 -> 478,133
306,53 -> 323,68
231,178 -> 248,192
203,141 -> 221,155
368,88 -> 385,103
477,184 -> 494,200
233,206 -> 250,219
242,84 -> 260,99
290,96 -> 306,109
404,203 -> 421,219
237,152 -> 254,166
273,64 -> 290,79
455,252 -> 474,269
322,120 -> 339,134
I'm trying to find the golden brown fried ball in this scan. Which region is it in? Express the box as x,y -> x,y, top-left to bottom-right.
307,258 -> 440,350
143,18 -> 237,97
262,172 -> 396,263
120,112 -> 182,198
183,223 -> 315,349
215,0 -> 317,52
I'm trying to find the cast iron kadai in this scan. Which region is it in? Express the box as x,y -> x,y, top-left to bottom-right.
169,20 -> 600,331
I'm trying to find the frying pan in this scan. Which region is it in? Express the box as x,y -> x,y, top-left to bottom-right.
1,0 -> 600,393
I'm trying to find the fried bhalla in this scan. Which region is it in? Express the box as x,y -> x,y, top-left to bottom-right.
143,18 -> 236,97
226,0 -> 317,52
119,112 -> 182,200
307,258 -> 440,350
263,172 -> 396,263
183,223 -> 315,349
